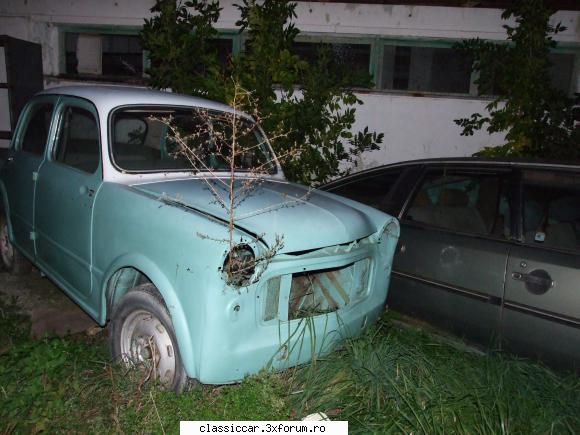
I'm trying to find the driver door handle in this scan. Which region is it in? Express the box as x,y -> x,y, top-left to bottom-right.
511,270 -> 554,294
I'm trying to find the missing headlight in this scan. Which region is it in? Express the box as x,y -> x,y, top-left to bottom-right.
222,244 -> 255,287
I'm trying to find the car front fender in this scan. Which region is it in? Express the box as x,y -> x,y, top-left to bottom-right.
100,253 -> 196,377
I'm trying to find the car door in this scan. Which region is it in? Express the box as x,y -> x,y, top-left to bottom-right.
501,168 -> 580,367
391,166 -> 514,345
34,96 -> 102,300
2,96 -> 57,259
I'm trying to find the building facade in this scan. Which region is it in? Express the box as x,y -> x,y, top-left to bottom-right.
1,0 -> 579,168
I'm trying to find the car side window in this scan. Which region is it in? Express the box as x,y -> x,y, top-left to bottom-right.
54,106 -> 100,174
326,169 -> 404,214
20,102 -> 54,156
522,170 -> 580,253
404,170 -> 511,238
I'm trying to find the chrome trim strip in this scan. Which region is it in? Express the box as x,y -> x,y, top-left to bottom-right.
391,270 -> 498,303
392,270 -> 580,328
503,300 -> 580,328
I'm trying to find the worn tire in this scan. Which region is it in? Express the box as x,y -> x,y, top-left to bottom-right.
0,211 -> 32,275
109,283 -> 188,393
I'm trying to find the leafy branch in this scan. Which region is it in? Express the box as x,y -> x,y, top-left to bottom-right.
156,82 -> 309,288
142,0 -> 385,186
454,0 -> 579,159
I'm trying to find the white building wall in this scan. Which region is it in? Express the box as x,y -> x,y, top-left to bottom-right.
294,3 -> 579,41
353,93 -> 498,167
1,0 -> 579,168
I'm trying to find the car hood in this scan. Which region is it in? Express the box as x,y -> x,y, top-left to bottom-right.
131,177 -> 378,253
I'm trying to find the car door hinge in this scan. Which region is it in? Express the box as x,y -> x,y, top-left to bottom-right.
32,171 -> 38,181
29,231 -> 37,241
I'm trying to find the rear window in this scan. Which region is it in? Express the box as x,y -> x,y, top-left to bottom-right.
325,168 -> 404,214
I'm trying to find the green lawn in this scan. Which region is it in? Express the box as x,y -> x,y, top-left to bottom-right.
1,297 -> 579,434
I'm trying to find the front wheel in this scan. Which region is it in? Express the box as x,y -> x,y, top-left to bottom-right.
109,284 -> 188,392
0,211 -> 31,274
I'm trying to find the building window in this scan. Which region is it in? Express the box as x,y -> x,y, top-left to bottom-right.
381,44 -> 472,94
61,28 -> 577,97
102,35 -> 143,76
64,31 -> 235,81
65,33 -> 79,74
64,32 -> 143,79
548,53 -> 575,94
478,51 -> 576,96
209,37 -> 234,70
292,41 -> 371,86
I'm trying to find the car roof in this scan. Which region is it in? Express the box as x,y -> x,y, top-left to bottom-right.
387,156 -> 580,169
38,85 -> 236,115
324,156 -> 580,187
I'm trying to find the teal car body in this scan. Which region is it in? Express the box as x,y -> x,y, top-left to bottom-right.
0,86 -> 399,384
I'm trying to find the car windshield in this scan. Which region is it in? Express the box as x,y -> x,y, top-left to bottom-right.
111,107 -> 276,173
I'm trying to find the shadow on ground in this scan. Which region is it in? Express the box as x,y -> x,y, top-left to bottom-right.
0,270 -> 99,338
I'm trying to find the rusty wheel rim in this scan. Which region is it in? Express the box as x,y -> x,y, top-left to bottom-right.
119,310 -> 177,387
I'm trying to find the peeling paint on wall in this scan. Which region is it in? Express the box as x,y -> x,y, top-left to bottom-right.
28,21 -> 59,76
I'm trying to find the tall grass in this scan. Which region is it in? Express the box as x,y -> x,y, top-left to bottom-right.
0,297 -> 290,434
289,318 -> 580,434
2,293 -> 579,434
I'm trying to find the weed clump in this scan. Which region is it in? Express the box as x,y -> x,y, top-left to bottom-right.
2,302 -> 579,434
289,316 -> 580,434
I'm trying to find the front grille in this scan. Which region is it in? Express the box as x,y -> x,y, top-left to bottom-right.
263,276 -> 281,321
263,258 -> 371,321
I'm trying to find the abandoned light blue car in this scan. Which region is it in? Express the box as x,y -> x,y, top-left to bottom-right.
0,86 -> 399,391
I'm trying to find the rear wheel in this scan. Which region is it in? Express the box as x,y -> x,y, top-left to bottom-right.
0,211 -> 31,274
110,283 -> 188,392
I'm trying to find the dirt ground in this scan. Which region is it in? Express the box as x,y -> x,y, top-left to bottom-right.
0,269 -> 99,338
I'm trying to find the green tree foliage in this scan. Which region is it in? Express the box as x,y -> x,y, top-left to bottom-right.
233,0 -> 382,185
141,0 -> 383,185
232,0 -> 303,109
141,0 -> 224,99
455,0 -> 579,160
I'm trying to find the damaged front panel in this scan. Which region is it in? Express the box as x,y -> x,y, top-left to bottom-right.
263,257 -> 372,322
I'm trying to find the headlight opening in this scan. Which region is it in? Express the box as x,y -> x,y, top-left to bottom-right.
222,244 -> 256,287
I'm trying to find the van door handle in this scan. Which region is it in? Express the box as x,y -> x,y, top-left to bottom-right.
511,270 -> 553,295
